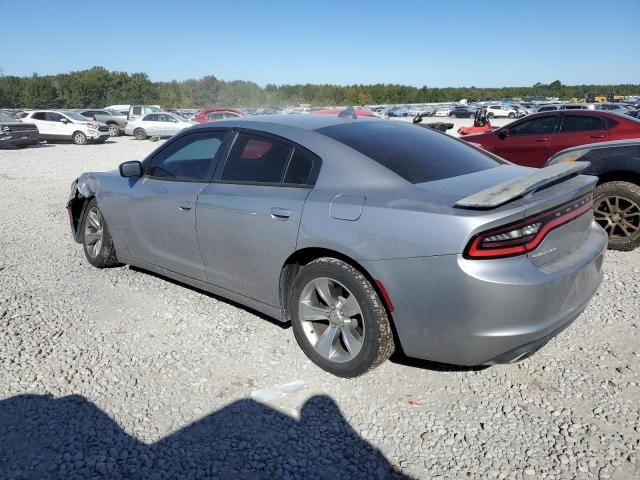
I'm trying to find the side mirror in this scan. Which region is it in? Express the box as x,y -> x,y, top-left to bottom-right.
119,160 -> 143,177
60,118 -> 69,124
497,129 -> 508,139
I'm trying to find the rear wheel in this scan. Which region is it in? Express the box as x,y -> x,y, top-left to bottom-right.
508,112 -> 516,119
487,112 -> 494,119
289,257 -> 395,377
81,199 -> 119,267
134,128 -> 147,140
107,124 -> 120,136
72,131 -> 87,145
593,181 -> 640,251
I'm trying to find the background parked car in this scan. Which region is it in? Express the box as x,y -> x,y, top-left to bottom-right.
461,110 -> 640,168
124,112 -> 194,140
74,109 -> 127,136
450,105 -> 477,118
434,106 -> 452,117
546,139 -> 640,251
0,113 -> 40,148
193,107 -> 245,123
22,110 -> 110,145
486,105 -> 518,118
105,104 -> 131,116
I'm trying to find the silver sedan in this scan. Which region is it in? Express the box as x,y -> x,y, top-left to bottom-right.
67,114 -> 606,377
124,112 -> 195,140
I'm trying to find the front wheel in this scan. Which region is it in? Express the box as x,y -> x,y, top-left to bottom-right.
81,199 -> 119,267
134,128 -> 147,140
289,258 -> 395,377
508,112 -> 516,119
73,131 -> 87,145
593,181 -> 640,251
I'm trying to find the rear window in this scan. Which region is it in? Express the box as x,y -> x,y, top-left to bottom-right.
316,120 -> 504,184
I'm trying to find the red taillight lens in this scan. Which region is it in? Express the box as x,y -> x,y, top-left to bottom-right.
465,194 -> 593,259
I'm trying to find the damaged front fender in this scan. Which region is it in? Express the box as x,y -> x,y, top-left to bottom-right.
66,173 -> 99,243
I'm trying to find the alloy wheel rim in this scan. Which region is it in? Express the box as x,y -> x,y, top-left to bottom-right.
109,125 -> 118,136
84,207 -> 104,258
594,195 -> 640,239
298,277 -> 365,363
75,133 -> 86,144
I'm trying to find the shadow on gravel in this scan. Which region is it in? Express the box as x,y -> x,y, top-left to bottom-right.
0,394 -> 412,480
389,350 -> 489,373
128,265 -> 290,330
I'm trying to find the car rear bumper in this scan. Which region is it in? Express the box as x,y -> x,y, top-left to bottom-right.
362,221 -> 607,365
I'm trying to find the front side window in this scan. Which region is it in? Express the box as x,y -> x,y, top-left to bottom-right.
560,115 -> 605,132
222,133 -> 293,184
509,115 -> 559,135
146,131 -> 227,181
46,112 -> 64,122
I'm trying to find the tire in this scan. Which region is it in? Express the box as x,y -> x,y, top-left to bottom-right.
508,112 -> 516,119
72,131 -> 87,145
134,128 -> 147,141
81,199 -> 119,268
107,124 -> 120,137
487,112 -> 495,119
593,181 -> 640,251
289,257 -> 395,377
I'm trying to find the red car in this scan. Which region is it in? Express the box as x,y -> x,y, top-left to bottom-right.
193,107 -> 245,124
461,110 -> 640,167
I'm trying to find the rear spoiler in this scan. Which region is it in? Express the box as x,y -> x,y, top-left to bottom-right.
455,161 -> 590,209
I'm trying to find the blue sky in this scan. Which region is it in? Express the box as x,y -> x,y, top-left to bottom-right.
1,0 -> 638,87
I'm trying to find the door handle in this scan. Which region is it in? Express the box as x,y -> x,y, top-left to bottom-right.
178,201 -> 192,211
270,207 -> 291,219
589,134 -> 605,139
534,138 -> 548,142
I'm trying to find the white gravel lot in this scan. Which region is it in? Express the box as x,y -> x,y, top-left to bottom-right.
0,133 -> 639,480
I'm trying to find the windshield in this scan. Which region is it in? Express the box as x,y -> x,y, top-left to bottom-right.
64,112 -> 91,122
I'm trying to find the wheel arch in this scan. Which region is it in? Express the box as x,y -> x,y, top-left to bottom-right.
279,247 -> 398,334
595,170 -> 640,187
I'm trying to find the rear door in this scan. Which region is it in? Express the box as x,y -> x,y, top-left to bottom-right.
549,114 -> 609,157
141,114 -> 160,135
123,130 -> 230,280
29,112 -> 54,137
196,131 -> 319,307
493,114 -> 560,167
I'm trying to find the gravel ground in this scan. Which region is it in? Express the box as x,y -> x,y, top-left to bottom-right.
0,134 -> 639,480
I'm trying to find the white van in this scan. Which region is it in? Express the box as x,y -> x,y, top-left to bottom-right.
127,105 -> 162,121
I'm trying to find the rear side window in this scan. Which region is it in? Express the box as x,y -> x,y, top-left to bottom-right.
146,131 -> 226,181
132,107 -> 142,115
317,121 -> 503,184
604,118 -> 619,129
31,112 -> 47,120
284,149 -> 320,185
143,114 -> 158,121
560,115 -> 605,132
509,116 -> 559,135
222,133 -> 293,184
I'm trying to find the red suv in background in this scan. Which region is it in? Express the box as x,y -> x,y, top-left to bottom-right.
193,107 -> 245,124
461,110 -> 640,167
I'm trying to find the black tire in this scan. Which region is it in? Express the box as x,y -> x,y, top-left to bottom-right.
289,257 -> 395,377
487,112 -> 495,119
81,199 -> 119,268
508,112 -> 516,119
72,131 -> 87,145
107,123 -> 120,136
134,128 -> 147,140
593,181 -> 640,251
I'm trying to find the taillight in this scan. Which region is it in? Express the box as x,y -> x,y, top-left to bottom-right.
124,121 -> 128,127
465,194 -> 593,259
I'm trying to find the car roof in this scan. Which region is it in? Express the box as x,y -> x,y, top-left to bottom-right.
190,113 -> 382,132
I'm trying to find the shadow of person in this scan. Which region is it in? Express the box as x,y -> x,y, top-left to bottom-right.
0,394 -> 413,479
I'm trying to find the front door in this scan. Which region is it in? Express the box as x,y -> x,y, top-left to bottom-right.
493,114 -> 560,167
196,132 -> 319,307
123,130 -> 229,280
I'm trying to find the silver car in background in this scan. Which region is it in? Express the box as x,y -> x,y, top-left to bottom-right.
67,115 -> 606,377
124,112 -> 195,140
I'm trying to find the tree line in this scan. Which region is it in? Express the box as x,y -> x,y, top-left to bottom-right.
1,67 -> 639,109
